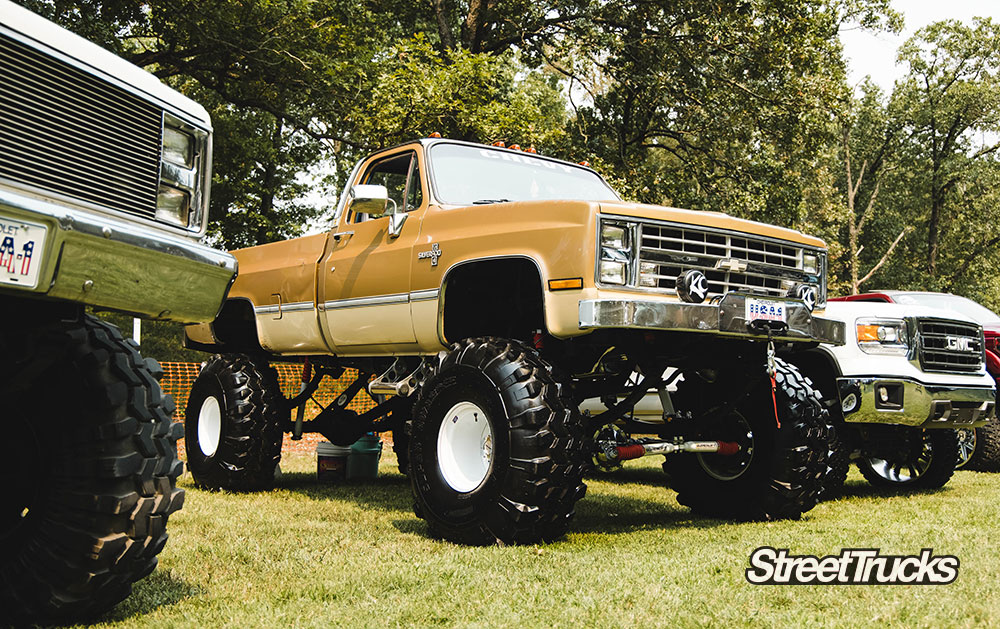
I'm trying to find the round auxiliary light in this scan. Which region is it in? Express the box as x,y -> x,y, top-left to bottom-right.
676,270 -> 709,304
428,131 -> 442,138
791,284 -> 817,312
492,141 -> 506,148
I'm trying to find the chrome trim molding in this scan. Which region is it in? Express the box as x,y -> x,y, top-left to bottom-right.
579,294 -> 845,345
255,301 -> 314,315
410,288 -> 440,302
838,377 -> 996,428
323,293 -> 409,310
314,289 -> 441,312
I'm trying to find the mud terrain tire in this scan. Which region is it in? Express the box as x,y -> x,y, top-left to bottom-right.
959,419 -> 1000,472
664,357 -> 829,520
0,314 -> 184,624
185,354 -> 284,491
408,337 -> 587,545
822,422 -> 851,498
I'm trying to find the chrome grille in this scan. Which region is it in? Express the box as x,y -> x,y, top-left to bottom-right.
917,319 -> 984,373
637,223 -> 807,298
0,31 -> 162,218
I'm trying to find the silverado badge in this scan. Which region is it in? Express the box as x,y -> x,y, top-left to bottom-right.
418,243 -> 443,267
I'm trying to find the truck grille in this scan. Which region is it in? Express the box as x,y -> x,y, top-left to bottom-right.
917,319 -> 984,373
0,31 -> 162,219
637,223 -> 810,299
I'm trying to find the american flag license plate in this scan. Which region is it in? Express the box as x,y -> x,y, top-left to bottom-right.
0,215 -> 47,289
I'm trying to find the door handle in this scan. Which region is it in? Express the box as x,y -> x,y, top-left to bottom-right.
332,231 -> 354,242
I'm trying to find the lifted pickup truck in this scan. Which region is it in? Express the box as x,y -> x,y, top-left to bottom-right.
185,137 -> 843,544
0,1 -> 236,623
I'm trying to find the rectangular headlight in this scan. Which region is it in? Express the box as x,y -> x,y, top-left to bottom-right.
163,126 -> 194,167
856,318 -> 908,355
601,224 -> 628,250
156,185 -> 190,227
803,253 -> 818,275
600,260 -> 627,285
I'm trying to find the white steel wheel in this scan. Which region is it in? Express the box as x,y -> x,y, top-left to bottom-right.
437,401 -> 494,493
197,395 -> 223,458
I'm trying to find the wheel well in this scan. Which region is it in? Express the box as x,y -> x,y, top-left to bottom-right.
786,348 -> 840,401
201,298 -> 264,354
441,258 -> 544,344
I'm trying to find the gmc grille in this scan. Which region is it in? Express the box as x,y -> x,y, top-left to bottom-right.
917,319 -> 984,373
637,223 -> 813,299
0,31 -> 161,219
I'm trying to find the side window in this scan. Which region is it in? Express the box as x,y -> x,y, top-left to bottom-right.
356,153 -> 412,223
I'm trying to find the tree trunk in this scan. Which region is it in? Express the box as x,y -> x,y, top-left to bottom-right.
461,0 -> 486,52
433,0 -> 456,50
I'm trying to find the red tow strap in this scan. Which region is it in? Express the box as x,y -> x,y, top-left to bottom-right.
770,372 -> 781,429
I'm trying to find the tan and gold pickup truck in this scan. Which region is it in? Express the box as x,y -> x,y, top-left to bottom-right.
185,137 -> 844,544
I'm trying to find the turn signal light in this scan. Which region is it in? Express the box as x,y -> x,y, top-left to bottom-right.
856,325 -> 881,342
548,278 -> 584,291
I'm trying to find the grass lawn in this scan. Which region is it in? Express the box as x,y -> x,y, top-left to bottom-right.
85,449 -> 1000,628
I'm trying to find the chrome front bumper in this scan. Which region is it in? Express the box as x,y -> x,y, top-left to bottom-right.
579,293 -> 845,345
0,185 -> 237,323
837,377 -> 996,428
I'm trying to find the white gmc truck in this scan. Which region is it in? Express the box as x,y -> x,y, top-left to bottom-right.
792,300 -> 995,492
590,300 -> 995,492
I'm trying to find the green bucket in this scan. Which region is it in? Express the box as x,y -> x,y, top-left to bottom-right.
346,433 -> 383,480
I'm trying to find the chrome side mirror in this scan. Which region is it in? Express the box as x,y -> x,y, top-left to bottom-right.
350,184 -> 389,218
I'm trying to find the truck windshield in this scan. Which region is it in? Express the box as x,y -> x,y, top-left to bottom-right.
429,143 -> 620,205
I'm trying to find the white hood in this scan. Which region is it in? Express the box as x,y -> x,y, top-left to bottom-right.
0,0 -> 211,128
822,300 -> 980,328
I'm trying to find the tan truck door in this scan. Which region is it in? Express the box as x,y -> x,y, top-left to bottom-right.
318,149 -> 425,350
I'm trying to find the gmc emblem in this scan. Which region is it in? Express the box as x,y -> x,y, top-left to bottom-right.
946,336 -> 974,352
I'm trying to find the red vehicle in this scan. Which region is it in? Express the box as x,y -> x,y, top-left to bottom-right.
833,291 -> 1000,470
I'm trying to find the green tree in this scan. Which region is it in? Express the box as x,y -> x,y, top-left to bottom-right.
831,82 -> 910,294
893,18 -> 1000,277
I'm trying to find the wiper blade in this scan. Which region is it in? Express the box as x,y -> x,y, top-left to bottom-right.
471,198 -> 511,204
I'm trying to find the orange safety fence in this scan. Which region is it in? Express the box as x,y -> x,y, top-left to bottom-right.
160,361 -> 383,458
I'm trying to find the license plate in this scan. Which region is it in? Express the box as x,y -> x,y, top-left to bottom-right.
0,215 -> 47,289
745,297 -> 787,323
